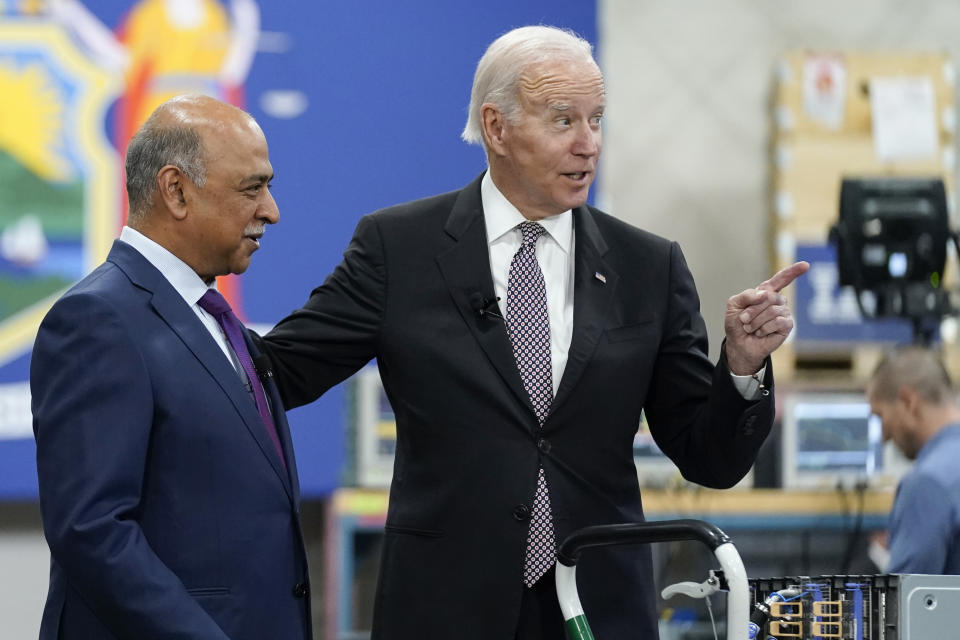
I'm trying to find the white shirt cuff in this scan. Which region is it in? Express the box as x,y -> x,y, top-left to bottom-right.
730,365 -> 767,400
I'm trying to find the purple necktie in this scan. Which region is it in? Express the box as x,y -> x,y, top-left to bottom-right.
506,221 -> 555,587
198,289 -> 286,468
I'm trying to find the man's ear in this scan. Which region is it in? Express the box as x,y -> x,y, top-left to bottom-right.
899,386 -> 921,415
156,165 -> 188,220
481,104 -> 508,157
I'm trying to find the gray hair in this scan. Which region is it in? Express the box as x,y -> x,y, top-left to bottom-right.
870,346 -> 957,406
461,25 -> 597,148
125,117 -> 207,223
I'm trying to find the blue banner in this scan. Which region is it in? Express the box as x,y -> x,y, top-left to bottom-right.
794,243 -> 914,345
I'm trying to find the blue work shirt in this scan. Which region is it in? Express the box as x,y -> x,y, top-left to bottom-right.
887,424 -> 960,574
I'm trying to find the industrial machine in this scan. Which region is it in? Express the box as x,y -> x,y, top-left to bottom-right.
555,518 -> 960,639
748,573 -> 960,640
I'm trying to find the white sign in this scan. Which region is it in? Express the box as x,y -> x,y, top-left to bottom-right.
803,54 -> 847,130
870,76 -> 938,161
808,262 -> 862,324
0,382 -> 32,440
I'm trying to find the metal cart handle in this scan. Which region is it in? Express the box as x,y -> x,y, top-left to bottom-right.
555,519 -> 749,640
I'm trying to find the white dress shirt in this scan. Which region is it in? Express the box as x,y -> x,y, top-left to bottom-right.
480,172 -> 763,400
118,226 -> 242,375
482,172 -> 574,396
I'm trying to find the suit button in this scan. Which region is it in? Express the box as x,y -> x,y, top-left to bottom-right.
293,582 -> 309,598
513,504 -> 530,520
537,438 -> 551,454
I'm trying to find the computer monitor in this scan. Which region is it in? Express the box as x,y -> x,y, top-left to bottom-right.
780,392 -> 906,489
831,177 -> 952,339
347,366 -> 396,488
633,412 -> 685,488
835,177 -> 949,291
634,412 -> 754,488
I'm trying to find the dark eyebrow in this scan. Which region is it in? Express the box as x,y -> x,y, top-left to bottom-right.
241,173 -> 273,188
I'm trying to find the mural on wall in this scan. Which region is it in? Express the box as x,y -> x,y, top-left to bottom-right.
0,0 -> 262,492
0,0 -> 259,370
0,2 -> 119,368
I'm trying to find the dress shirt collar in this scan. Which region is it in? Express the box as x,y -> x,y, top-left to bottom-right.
481,171 -> 573,252
119,226 -> 218,306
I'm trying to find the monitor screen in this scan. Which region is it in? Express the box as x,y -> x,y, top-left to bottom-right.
633,411 -> 666,460
781,392 -> 904,489
836,177 -> 949,289
633,411 -> 682,488
634,412 -> 753,488
347,366 -> 396,488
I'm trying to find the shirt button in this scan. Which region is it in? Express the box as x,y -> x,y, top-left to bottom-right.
513,504 -> 531,520
537,438 -> 551,454
292,582 -> 309,598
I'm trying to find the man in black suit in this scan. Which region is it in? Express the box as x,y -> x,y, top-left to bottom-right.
258,25 -> 807,639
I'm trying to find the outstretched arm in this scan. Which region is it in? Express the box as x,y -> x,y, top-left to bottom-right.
258,214 -> 385,409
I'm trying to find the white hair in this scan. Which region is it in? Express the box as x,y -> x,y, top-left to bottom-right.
461,25 -> 597,148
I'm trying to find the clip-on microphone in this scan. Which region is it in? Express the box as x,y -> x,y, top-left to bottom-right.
469,292 -> 504,321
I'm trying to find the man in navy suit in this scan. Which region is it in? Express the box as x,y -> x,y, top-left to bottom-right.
256,26 -> 807,639
31,94 -> 311,639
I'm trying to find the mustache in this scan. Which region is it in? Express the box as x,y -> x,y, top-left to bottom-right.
244,224 -> 265,237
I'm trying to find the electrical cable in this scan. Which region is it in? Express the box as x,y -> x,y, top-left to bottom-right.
704,592 -> 718,640
840,481 -> 867,573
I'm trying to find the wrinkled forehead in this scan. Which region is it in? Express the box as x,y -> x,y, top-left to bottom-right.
518,58 -> 605,107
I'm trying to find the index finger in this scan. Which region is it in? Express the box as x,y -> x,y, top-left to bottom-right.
757,261 -> 810,293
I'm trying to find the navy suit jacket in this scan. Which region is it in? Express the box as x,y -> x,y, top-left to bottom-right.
31,240 -> 312,639
257,174 -> 775,639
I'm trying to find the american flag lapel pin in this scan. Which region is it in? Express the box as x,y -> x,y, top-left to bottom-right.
594,271 -> 606,284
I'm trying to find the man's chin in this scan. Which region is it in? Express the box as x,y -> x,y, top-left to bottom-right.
563,194 -> 591,211
564,185 -> 593,208
229,258 -> 253,276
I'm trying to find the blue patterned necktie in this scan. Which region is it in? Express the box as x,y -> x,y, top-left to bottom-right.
506,221 -> 556,586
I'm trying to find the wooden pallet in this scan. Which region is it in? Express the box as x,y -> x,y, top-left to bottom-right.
775,340 -> 960,384
772,342 -> 886,384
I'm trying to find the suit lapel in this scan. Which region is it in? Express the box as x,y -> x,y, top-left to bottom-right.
248,333 -> 301,504
108,241 -> 294,500
550,206 -> 618,417
435,176 -> 536,421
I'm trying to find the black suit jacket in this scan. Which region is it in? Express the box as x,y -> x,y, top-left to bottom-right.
260,173 -> 773,638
